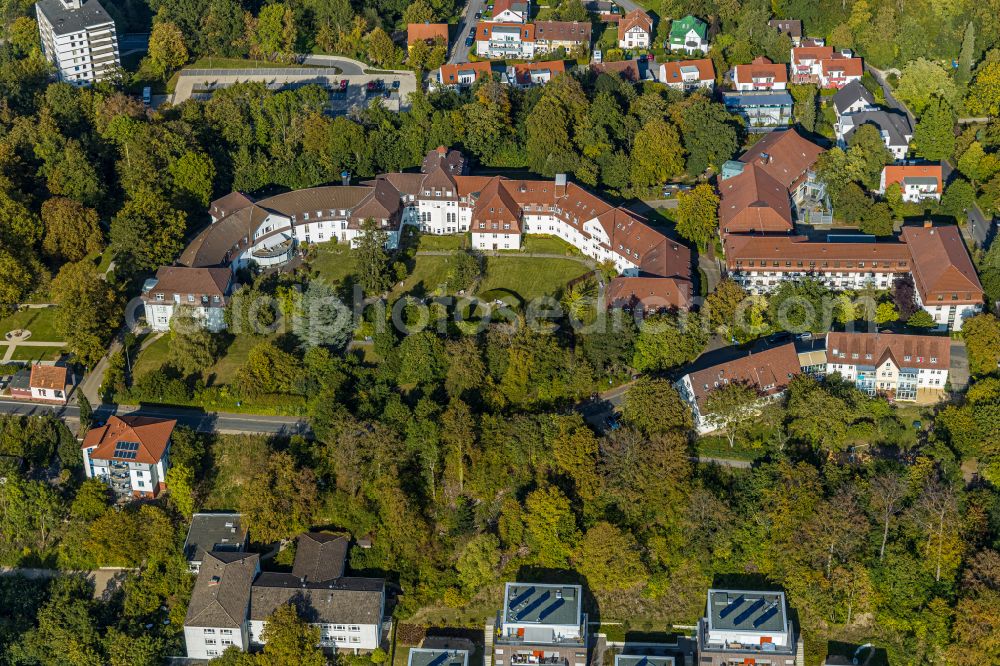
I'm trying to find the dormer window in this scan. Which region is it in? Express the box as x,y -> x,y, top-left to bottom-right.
930,357 -> 937,363
904,355 -> 911,361
303,212 -> 310,220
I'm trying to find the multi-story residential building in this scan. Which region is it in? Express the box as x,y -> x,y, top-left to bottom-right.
723,90 -> 794,129
171,147 -> 692,312
409,649 -> 469,666
493,582 -> 588,666
437,61 -> 495,89
724,224 -> 983,331
878,164 -> 943,202
185,532 -> 387,659
35,0 -> 119,85
506,60 -> 565,87
249,533 -> 386,652
617,9 -> 653,49
183,512 -> 249,574
475,22 -> 536,59
790,46 -> 861,88
832,80 -> 875,119
676,343 -> 802,433
142,266 -> 233,332
184,551 -> 261,660
769,19 -> 802,46
533,21 -> 592,54
658,58 -> 714,91
836,108 -> 912,160
825,332 -> 950,400
668,15 -> 708,54
732,56 -> 788,91
81,416 -> 176,499
697,589 -> 802,666
490,0 -> 530,24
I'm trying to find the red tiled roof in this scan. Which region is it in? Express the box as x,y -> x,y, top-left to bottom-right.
900,224 -> 983,304
512,60 -> 566,84
826,332 -> 950,372
476,22 -> 535,42
618,8 -> 653,40
659,58 -> 715,83
733,56 -> 788,85
30,364 -> 66,390
82,415 -> 177,466
407,23 -> 448,45
822,56 -> 863,77
718,163 -> 793,233
881,165 -> 942,192
438,61 -> 493,84
686,343 -> 801,408
725,235 -> 912,270
591,60 -> 640,81
792,46 -> 833,63
606,276 -> 691,311
738,128 -> 824,190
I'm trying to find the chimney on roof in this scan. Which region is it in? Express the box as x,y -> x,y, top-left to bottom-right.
923,220 -> 932,229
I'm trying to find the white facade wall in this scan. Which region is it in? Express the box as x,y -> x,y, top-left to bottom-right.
36,7 -> 119,85
185,625 -> 248,660
144,301 -> 227,332
913,288 -> 981,332
619,27 -> 650,49
670,30 -> 708,54
249,619 -> 380,651
730,269 -> 901,294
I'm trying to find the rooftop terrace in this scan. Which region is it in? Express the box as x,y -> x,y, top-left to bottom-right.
503,583 -> 582,627
408,649 -> 469,666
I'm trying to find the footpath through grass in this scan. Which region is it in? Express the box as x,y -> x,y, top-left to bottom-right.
0,307 -> 62,341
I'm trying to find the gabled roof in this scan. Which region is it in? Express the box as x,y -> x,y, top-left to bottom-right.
591,60 -> 641,82
791,46 -> 833,63
718,163 -> 793,232
292,532 -> 349,584
900,224 -> 983,303
492,0 -> 529,16
82,415 -> 177,466
881,165 -> 942,192
738,128 -> 824,189
439,61 -> 494,84
724,234 -> 911,269
832,79 -> 875,115
659,58 -> 714,83
841,109 -> 912,148
210,191 -> 255,220
733,57 -> 787,85
606,276 -> 691,311
822,56 -> 863,78
29,364 -> 67,391
685,343 -> 801,408
477,21 -> 535,42
407,23 -> 449,45
184,552 -> 259,629
511,60 -> 566,85
618,8 -> 653,40
826,332 -> 950,371
142,266 -> 231,303
472,177 -> 523,233
249,574 -> 384,624
534,21 -> 592,42
768,19 -> 802,38
670,14 -> 706,39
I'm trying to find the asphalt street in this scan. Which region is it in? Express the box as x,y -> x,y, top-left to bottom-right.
449,0 -> 488,64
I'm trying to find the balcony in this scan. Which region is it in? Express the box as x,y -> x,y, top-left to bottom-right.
494,612 -> 587,648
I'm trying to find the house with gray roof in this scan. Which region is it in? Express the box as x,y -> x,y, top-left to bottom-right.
183,512 -> 249,574
183,552 -> 260,660
835,108 -> 913,160
832,79 -> 875,118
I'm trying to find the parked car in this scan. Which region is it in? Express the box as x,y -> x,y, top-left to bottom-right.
366,80 -> 376,93
142,86 -> 151,106
339,79 -> 348,91
391,80 -> 400,90
474,10 -> 482,19
465,36 -> 474,47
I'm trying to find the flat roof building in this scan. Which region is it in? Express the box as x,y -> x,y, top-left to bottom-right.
35,0 -> 120,85
494,582 -> 587,666
614,656 -> 675,666
697,589 -> 799,666
408,648 -> 469,666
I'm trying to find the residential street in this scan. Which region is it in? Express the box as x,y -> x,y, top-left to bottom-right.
448,0 -> 488,64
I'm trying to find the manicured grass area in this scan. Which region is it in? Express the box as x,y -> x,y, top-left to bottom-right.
519,234 -> 582,255
7,345 -> 65,362
310,243 -> 358,284
696,435 -> 766,462
395,255 -> 453,297
188,57 -> 310,70
0,307 -> 62,341
207,334 -> 260,386
477,256 -> 591,302
131,334 -> 171,378
416,234 -> 465,251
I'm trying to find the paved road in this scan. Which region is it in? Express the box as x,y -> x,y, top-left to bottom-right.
0,399 -> 310,437
171,66 -> 417,112
448,0 -> 489,64
965,203 -> 994,249
301,54 -> 365,74
0,567 -> 132,600
864,64 -> 915,128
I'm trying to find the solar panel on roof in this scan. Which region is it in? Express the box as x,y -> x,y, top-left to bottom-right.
718,594 -> 745,618
508,586 -> 535,609
537,597 -> 565,621
428,654 -> 449,666
753,605 -> 779,628
733,598 -> 766,625
517,590 -> 550,619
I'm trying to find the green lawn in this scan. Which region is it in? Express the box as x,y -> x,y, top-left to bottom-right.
696,435 -> 766,462
131,334 -> 171,378
131,332 -> 261,387
477,256 -> 591,301
0,307 -> 62,341
520,234 -> 583,256
416,234 -> 465,251
188,57 -> 310,70
7,345 -> 65,362
310,243 -> 358,284
395,255 -> 453,297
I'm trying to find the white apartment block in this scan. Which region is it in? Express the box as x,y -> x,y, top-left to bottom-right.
825,332 -> 949,401
81,415 -> 176,500
141,266 -> 232,332
494,582 -> 588,666
184,552 -> 260,660
35,0 -> 119,85
698,590 -> 799,666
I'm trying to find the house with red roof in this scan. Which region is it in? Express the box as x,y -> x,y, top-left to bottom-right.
8,363 -> 69,404
436,61 -> 494,88
82,415 -> 177,499
825,332 -> 950,401
617,8 -> 652,49
489,0 -> 530,24
406,23 -> 448,50
790,45 -> 862,88
732,56 -> 787,91
658,58 -> 714,91
506,60 -> 565,87
878,164 -> 943,202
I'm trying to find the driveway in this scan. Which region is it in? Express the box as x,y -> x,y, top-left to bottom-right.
449,0 -> 488,64
965,203 -> 994,250
864,64 -> 914,127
